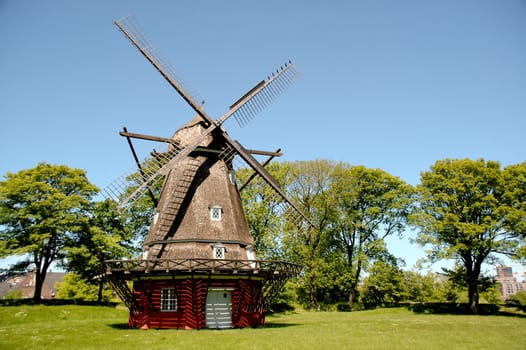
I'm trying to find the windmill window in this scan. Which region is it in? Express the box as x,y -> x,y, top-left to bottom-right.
161,288 -> 177,311
210,205 -> 222,221
213,244 -> 226,259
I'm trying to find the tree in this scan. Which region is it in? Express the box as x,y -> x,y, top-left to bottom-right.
403,270 -> 447,302
241,159 -> 338,309
66,199 -> 134,302
414,158 -> 526,314
360,259 -> 407,306
329,165 -> 415,307
56,272 -> 113,302
501,162 -> 526,261
282,160 -> 340,309
0,163 -> 98,301
238,162 -> 294,260
506,291 -> 526,311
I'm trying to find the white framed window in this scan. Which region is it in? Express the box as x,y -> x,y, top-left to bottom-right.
213,244 -> 226,259
161,288 -> 177,311
210,205 -> 222,221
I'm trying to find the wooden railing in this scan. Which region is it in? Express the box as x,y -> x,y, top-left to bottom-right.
104,258 -> 301,277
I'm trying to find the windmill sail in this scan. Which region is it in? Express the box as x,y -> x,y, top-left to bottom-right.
114,15 -> 213,125
220,139 -> 313,228
230,140 -> 311,223
101,145 -> 181,203
106,64 -> 300,208
105,15 -> 310,228
229,62 -> 300,128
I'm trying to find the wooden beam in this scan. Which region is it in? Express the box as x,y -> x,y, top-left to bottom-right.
122,127 -> 158,207
119,131 -> 180,146
245,149 -> 283,157
238,148 -> 281,192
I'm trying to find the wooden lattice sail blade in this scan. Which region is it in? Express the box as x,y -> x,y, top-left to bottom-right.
227,62 -> 300,128
101,146 -> 180,205
220,137 -> 313,228
118,122 -> 221,207
114,15 -> 214,126
225,154 -> 311,231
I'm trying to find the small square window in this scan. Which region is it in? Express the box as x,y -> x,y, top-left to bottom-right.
161,288 -> 177,311
213,246 -> 226,259
210,206 -> 222,221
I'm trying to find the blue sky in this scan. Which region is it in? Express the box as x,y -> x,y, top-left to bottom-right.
1,0 -> 525,273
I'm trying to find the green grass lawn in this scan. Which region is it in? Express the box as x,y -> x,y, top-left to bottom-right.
0,305 -> 524,350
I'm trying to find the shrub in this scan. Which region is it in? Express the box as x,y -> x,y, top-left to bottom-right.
2,290 -> 23,305
506,291 -> 526,311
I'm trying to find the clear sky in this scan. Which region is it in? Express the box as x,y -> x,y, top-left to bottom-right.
1,0 -> 525,274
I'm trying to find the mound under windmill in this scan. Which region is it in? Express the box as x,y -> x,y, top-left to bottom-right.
102,16 -> 310,329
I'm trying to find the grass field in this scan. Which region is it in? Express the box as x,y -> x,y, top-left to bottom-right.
0,305 -> 524,350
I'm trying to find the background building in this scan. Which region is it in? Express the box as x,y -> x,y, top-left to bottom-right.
0,272 -> 65,300
495,265 -> 526,300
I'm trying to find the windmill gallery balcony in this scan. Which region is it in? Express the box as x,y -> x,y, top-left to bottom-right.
104,258 -> 301,277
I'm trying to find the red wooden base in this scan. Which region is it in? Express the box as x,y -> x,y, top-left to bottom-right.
128,276 -> 265,329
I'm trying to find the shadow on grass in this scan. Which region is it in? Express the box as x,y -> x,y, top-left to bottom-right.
108,323 -> 131,330
496,310 -> 526,319
0,298 -> 119,307
260,322 -> 300,328
106,322 -> 300,330
408,302 -> 526,318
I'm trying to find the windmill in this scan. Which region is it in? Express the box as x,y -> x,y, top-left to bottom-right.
102,16 -> 310,330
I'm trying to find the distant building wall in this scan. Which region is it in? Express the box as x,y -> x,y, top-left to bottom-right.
495,265 -> 525,300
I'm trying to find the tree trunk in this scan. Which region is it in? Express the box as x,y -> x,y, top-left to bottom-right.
308,270 -> 320,310
348,288 -> 357,308
98,279 -> 104,303
309,285 -> 319,310
33,269 -> 46,302
467,257 -> 484,315
464,252 -> 485,315
467,277 -> 479,314
348,261 -> 362,308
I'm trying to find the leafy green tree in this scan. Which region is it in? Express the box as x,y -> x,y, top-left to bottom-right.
238,162 -> 294,260
329,165 -> 415,307
241,159 -> 338,309
506,290 -> 526,311
282,160 -> 341,309
414,158 -> 526,314
501,162 -> 526,261
66,199 -> 134,302
360,260 -> 407,306
55,272 -> 113,301
242,160 -> 415,309
0,163 -> 98,301
404,270 -> 447,302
